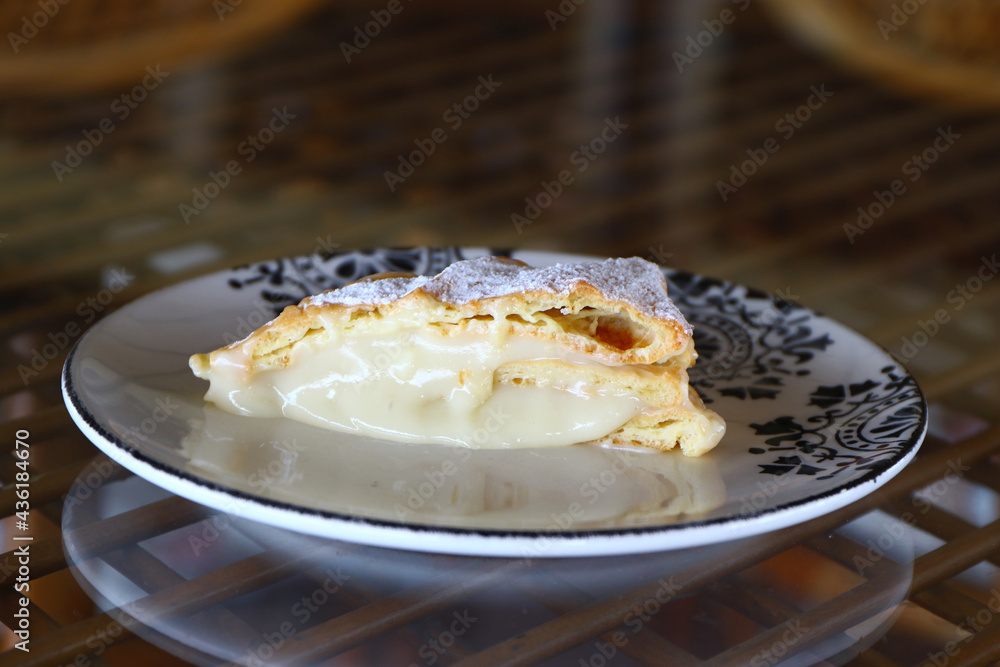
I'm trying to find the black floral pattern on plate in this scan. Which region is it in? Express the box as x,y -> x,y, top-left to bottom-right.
664,270 -> 832,403
747,365 -> 923,480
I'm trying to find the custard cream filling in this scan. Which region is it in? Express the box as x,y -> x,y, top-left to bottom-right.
198,327 -> 700,448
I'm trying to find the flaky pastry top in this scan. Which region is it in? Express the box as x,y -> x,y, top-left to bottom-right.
190,256 -> 694,376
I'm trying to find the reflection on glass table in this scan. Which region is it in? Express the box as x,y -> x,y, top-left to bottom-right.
63,457 -> 915,666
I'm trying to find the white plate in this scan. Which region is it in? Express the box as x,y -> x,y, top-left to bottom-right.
62,247 -> 926,557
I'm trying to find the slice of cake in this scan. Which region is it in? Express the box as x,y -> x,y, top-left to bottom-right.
189,256 -> 725,456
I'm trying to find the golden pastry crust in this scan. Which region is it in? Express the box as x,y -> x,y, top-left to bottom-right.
494,355 -> 692,414
609,391 -> 722,456
191,256 -> 694,377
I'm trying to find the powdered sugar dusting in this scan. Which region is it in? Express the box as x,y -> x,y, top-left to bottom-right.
309,275 -> 431,307
305,257 -> 690,330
